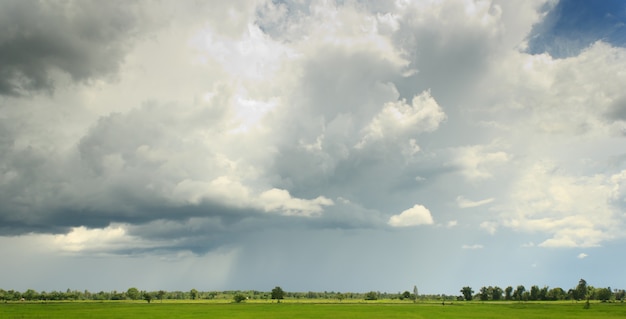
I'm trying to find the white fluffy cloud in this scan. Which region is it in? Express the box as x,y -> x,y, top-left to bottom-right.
388,204 -> 434,227
500,162 -> 626,247
357,90 -> 446,151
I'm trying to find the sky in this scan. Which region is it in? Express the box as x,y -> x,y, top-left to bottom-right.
1,0 -> 626,295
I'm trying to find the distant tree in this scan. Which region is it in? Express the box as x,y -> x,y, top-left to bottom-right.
365,291 -> 378,300
587,286 -> 597,300
530,285 -> 539,301
23,289 -> 38,301
513,285 -> 525,302
504,286 -> 513,300
492,286 -> 503,301
460,287 -> 474,301
271,286 -> 285,302
157,290 -> 166,302
575,279 -> 588,300
8,290 -> 21,301
190,289 -> 199,300
596,287 -> 612,302
126,287 -> 140,300
401,291 -> 412,300
233,294 -> 246,303
143,292 -> 154,303
413,285 -> 418,303
547,287 -> 566,301
336,293 -> 345,302
479,287 -> 489,301
614,289 -> 625,301
538,286 -> 548,301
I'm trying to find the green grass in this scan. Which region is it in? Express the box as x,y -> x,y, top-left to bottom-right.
1,301 -> 625,319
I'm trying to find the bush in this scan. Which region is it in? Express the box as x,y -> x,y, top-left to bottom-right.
233,294 -> 247,303
365,291 -> 378,300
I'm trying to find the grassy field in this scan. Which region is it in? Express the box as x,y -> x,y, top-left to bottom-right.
1,301 -> 625,319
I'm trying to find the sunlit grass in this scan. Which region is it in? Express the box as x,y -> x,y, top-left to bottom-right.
1,300 -> 625,319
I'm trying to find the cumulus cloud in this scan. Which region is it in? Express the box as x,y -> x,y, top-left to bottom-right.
357,90 -> 446,149
500,162 -> 626,248
577,253 -> 588,259
258,188 -> 334,216
388,205 -> 434,227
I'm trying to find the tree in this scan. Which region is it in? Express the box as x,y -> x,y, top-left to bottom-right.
143,291 -> 154,303
460,286 -> 474,301
530,285 -> 539,301
401,291 -> 412,300
157,290 -> 166,303
513,285 -> 525,301
126,287 -> 140,300
413,285 -> 418,303
233,294 -> 246,303
492,286 -> 503,301
575,279 -> 588,301
547,287 -> 566,301
190,289 -> 199,300
23,289 -> 38,301
364,291 -> 378,300
271,286 -> 285,302
538,286 -> 548,301
336,293 -> 345,302
479,287 -> 489,301
504,286 -> 513,300
596,287 -> 612,302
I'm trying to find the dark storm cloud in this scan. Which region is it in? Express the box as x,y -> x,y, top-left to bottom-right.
0,0 -> 141,96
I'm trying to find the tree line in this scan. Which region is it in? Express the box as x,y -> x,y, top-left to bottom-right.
459,279 -> 624,302
1,279 -> 623,303
0,287 -> 440,303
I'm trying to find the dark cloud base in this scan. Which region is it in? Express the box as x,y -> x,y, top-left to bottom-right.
0,0 -> 140,96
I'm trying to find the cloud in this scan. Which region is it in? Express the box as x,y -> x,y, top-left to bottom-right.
480,221 -> 497,235
1,0 -> 626,294
462,244 -> 484,250
500,162 -> 626,248
456,196 -> 495,208
449,143 -> 511,182
476,41 -> 626,136
0,0 -> 147,96
258,188 -> 334,216
357,90 -> 446,150
577,253 -> 588,259
388,205 -> 434,227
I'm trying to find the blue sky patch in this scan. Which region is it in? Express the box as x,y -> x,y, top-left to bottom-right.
528,0 -> 626,57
